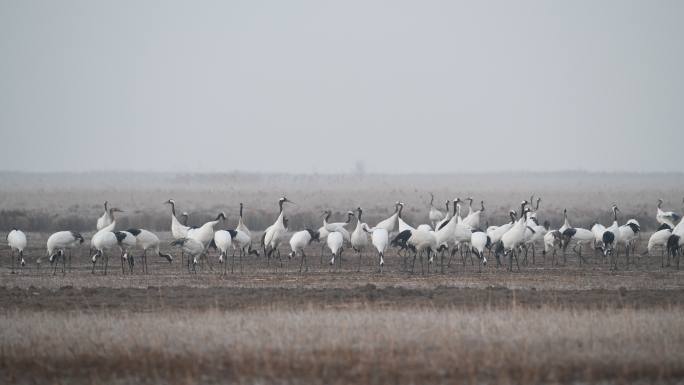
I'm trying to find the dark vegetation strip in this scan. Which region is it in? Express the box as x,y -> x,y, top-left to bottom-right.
1,285 -> 683,312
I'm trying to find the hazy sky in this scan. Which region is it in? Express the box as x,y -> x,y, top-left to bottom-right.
1,0 -> 682,173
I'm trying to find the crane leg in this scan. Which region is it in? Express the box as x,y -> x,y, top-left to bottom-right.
420,251 -> 425,275
357,251 -> 362,273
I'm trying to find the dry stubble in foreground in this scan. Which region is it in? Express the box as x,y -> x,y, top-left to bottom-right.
2,307 -> 684,384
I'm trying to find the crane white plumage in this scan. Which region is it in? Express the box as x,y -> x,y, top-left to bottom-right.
391,227 -> 438,273
327,230 -> 345,267
428,193 -> 445,230
228,203 -> 259,266
125,228 -> 173,273
96,201 -> 110,230
7,229 -> 27,273
501,201 -> 530,271
165,199 -> 191,240
262,196 -> 294,261
433,198 -> 461,271
350,207 -> 370,271
170,237 -> 205,273
656,199 -> 681,229
113,230 -> 138,274
643,228 -> 671,267
96,202 -> 123,231
214,229 -> 238,274
90,221 -> 120,275
374,202 -> 402,233
363,226 -> 389,273
45,230 -> 84,274
321,210 -> 353,243
288,229 -> 320,272
188,212 -> 226,248
46,231 -> 84,263
470,230 -> 489,271
462,201 -> 485,230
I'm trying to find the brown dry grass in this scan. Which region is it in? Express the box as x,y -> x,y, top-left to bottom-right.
1,307 -> 683,384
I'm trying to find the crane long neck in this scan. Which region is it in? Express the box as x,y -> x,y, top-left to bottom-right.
170,202 -> 176,216
279,201 -> 284,213
240,204 -> 243,218
430,194 -> 434,206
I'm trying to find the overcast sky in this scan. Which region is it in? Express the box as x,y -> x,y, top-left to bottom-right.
1,0 -> 682,173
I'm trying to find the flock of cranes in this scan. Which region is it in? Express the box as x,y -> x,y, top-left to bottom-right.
4,196 -> 684,275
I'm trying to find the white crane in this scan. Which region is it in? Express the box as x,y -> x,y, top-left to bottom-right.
114,230 -> 138,274
170,238 -> 205,273
523,219 -> 547,265
542,228 -> 562,265
125,228 -> 173,274
470,230 -> 489,272
642,228 -> 672,267
96,201 -> 110,230
350,207 -> 370,272
228,203 -> 259,270
165,199 -> 191,239
186,212 -> 226,271
560,207 -> 598,266
214,229 -> 237,274
316,210 -> 353,265
559,209 -> 571,233
45,231 -> 84,273
391,228 -> 437,274
374,202 -> 402,233
462,201 -> 485,230
165,199 -> 192,268
433,198 -> 460,272
363,226 -> 389,273
7,229 -> 27,273
434,200 -> 451,230
96,201 -> 123,230
288,229 -> 320,272
501,201 -> 530,271
322,210 -> 352,242
262,196 -> 294,263
600,205 -> 620,268
90,221 -> 119,275
656,199 -> 681,229
465,197 -> 475,217
525,195 -> 542,219
327,230 -> 345,269
428,193 -> 445,229
617,219 -> 640,263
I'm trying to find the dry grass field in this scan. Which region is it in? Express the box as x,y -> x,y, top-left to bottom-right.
1,172 -> 683,384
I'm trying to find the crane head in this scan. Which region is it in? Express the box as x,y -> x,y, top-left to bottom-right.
280,196 -> 295,205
